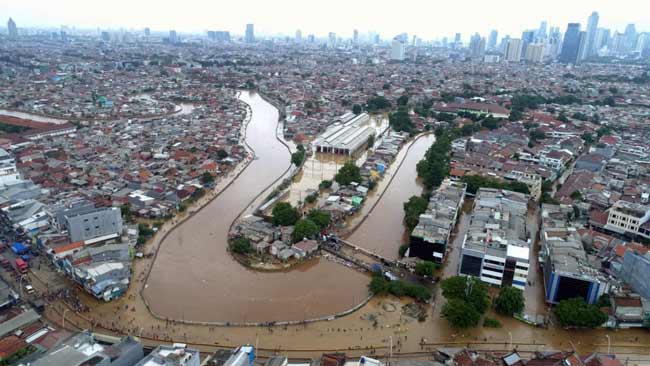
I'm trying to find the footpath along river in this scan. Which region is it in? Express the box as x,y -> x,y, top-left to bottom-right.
142,91 -> 369,323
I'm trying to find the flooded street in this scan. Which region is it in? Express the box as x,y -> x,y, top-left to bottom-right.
142,91 -> 368,323
346,134 -> 435,259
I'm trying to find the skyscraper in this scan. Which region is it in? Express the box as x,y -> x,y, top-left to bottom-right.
169,30 -> 178,44
521,30 -> 535,57
144,27 -> 150,37
469,33 -> 485,59
353,29 -> 359,44
488,30 -> 498,50
505,38 -> 523,62
584,11 -> 599,59
328,32 -> 337,48
538,21 -> 548,40
525,43 -> 545,63
559,23 -> 582,64
624,24 -> 637,52
245,24 -> 255,43
7,18 -> 17,38
295,29 -> 302,43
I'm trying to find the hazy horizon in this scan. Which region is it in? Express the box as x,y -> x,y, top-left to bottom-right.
4,0 -> 650,41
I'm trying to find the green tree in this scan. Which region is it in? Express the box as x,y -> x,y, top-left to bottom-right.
481,115 -> 501,130
307,209 -> 331,229
334,161 -> 362,186
369,273 -> 389,294
352,104 -> 363,115
367,134 -> 375,149
291,150 -> 305,166
495,287 -> 525,316
397,94 -> 409,106
292,218 -> 320,243
216,149 -> 229,159
570,190 -> 583,201
403,196 -> 429,231
554,298 -> 608,328
272,202 -> 300,226
389,107 -> 414,133
319,179 -> 333,190
415,261 -> 438,277
230,237 -> 252,254
442,298 -> 481,328
441,276 -> 490,314
120,204 -> 133,223
200,171 -> 215,185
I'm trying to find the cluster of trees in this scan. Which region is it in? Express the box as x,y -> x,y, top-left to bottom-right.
291,144 -> 306,166
230,237 -> 253,254
460,175 -> 530,195
352,104 -> 363,115
440,276 -> 490,328
292,218 -> 320,243
272,202 -> 300,226
416,129 -> 453,190
554,298 -> 608,328
366,96 -> 391,112
414,261 -> 439,277
403,195 -> 428,232
200,171 -> 215,186
389,107 -> 415,134
509,94 -> 583,122
0,122 -> 30,133
495,287 -> 525,316
334,161 -> 362,186
368,273 -> 432,302
319,179 -> 333,190
137,223 -> 155,245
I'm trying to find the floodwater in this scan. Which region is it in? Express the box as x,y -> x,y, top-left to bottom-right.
142,91 -> 369,323
346,134 -> 435,260
0,109 -> 68,124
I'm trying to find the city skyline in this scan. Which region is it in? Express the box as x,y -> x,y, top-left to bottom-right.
4,0 -> 650,40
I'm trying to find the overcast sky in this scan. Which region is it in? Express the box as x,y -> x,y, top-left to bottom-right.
4,0 -> 650,40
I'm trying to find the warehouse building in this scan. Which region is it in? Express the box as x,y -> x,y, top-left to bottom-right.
313,112 -> 373,156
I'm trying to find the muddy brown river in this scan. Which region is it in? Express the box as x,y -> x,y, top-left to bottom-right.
142,91 -> 369,323
347,134 -> 435,259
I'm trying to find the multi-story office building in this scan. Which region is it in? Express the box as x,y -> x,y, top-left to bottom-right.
7,18 -> 17,38
458,188 -> 531,290
559,23 -> 582,64
245,23 -> 255,43
541,205 -> 610,305
135,344 -> 201,366
584,11 -> 599,58
487,30 -> 498,49
620,251 -> 650,301
505,38 -> 523,62
0,148 -> 20,186
409,179 -> 466,263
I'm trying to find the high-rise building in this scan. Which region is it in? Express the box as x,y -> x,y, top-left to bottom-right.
624,23 -> 638,52
559,23 -> 582,64
538,21 -> 548,40
577,31 -> 588,64
245,23 -> 255,43
454,33 -> 461,43
144,27 -> 150,37
584,11 -> 599,59
295,29 -> 302,43
169,30 -> 178,44
308,34 -> 315,43
505,38 -> 523,62
390,37 -> 405,61
488,30 -> 498,49
7,18 -> 17,38
593,28 -> 608,56
469,33 -> 485,59
521,30 -> 535,57
635,33 -> 650,54
353,29 -> 359,44
101,31 -> 110,42
328,32 -> 337,48
525,43 -> 545,63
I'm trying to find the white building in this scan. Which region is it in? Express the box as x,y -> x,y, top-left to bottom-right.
458,188 -> 531,290
505,38 -> 523,62
605,201 -> 650,239
525,43 -> 545,63
0,148 -> 20,186
313,112 -> 373,156
390,38 -> 405,61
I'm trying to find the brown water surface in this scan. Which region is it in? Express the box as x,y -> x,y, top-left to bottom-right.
143,91 -> 369,323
